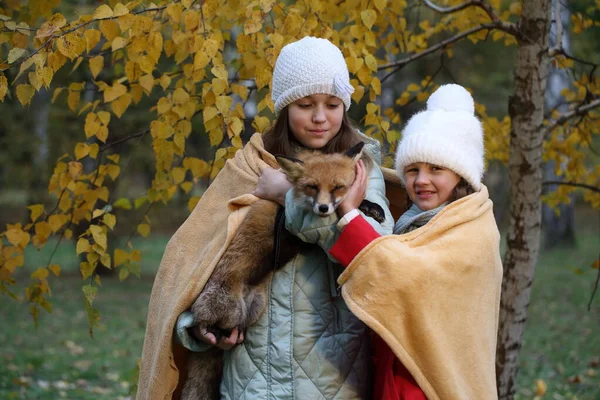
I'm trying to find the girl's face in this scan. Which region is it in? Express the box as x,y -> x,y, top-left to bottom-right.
287,94 -> 344,149
403,163 -> 461,211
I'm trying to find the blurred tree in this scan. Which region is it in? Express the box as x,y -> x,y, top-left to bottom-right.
0,0 -> 598,398
542,0 -> 576,249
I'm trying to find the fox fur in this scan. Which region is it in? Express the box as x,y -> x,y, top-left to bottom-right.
181,142 -> 383,399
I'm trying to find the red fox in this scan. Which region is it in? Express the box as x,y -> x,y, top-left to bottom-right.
181,142 -> 384,399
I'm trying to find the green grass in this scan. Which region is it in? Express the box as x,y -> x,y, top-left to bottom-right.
1,231 -> 599,399
515,232 -> 600,399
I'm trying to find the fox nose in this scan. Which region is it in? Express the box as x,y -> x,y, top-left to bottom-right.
318,204 -> 329,213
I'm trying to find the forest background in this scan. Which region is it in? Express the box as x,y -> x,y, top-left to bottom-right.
0,0 -> 598,399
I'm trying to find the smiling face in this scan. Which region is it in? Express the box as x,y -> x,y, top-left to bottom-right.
287,94 -> 344,149
403,162 -> 461,211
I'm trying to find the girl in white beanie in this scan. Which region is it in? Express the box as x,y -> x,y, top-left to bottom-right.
328,84 -> 503,400
156,36 -> 394,399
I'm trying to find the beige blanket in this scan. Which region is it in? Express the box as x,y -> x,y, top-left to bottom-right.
136,134 -> 276,400
338,186 -> 503,400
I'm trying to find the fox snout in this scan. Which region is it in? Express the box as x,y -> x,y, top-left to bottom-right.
314,202 -> 335,216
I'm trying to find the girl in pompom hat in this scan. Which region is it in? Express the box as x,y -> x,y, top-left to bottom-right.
328,84 -> 503,400
137,36 -> 394,399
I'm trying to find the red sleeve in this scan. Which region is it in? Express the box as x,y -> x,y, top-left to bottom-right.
329,216 -> 381,267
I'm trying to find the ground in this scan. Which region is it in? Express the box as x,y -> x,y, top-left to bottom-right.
0,228 -> 598,399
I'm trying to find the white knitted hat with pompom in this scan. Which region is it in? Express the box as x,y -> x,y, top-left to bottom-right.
271,37 -> 354,115
394,84 -> 485,191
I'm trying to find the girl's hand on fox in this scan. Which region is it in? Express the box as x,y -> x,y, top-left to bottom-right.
194,326 -> 244,350
252,167 -> 292,206
338,160 -> 367,217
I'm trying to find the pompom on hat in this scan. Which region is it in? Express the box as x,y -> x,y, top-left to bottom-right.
395,84 -> 485,191
271,36 -> 354,115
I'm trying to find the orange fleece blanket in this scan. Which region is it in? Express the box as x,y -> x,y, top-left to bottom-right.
136,134 -> 276,399
338,186 -> 503,400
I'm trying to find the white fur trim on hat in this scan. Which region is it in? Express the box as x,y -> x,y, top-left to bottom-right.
271,37 -> 354,115
394,84 -> 485,191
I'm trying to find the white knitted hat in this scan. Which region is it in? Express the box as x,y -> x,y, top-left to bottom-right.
272,36 -> 354,115
395,84 -> 485,191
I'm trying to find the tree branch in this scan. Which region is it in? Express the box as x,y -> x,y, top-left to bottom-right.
543,98 -> 600,137
548,48 -> 600,68
9,2 -> 176,71
99,130 -> 149,152
542,181 -> 600,193
378,22 -> 520,71
589,252 -> 600,311
422,0 -> 518,32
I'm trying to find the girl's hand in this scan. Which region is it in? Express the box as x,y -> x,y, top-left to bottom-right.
337,160 -> 367,217
252,167 -> 293,206
193,326 -> 245,350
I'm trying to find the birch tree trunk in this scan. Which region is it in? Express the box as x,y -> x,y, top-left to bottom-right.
496,0 -> 551,398
542,0 -> 576,249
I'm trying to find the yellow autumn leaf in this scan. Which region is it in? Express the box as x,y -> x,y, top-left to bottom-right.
16,84 -> 35,106
67,90 -> 80,112
188,196 -> 200,212
99,20 -> 119,42
76,238 -> 91,254
28,204 -> 45,222
364,54 -> 378,72
536,379 -> 547,396
173,87 -> 189,105
96,125 -> 109,143
111,36 -> 128,51
111,93 -> 131,118
92,209 -> 105,219
84,29 -> 101,53
114,248 -> 130,267
31,267 -> 49,281
172,167 -> 186,184
89,56 -> 104,79
361,9 -> 377,30
183,157 -> 210,178
93,4 -> 114,19
137,223 -> 150,238
68,161 -> 83,180
36,13 -> 67,39
97,111 -> 111,126
103,213 -> 116,230
8,47 -> 27,64
48,214 -> 68,232
89,225 -> 107,250
216,95 -> 232,114
75,143 -> 90,160
229,118 -> 244,136
373,0 -> 387,12
113,3 -> 130,16
139,74 -> 154,94
203,106 -> 218,122
104,82 -> 127,102
113,197 -> 132,210
0,75 -> 7,102
57,33 -> 86,60
252,115 -> 271,133
80,261 -> 95,280
244,18 -> 262,35
49,264 -> 61,276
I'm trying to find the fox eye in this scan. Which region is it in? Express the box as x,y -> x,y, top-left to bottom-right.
307,184 -> 318,191
333,185 -> 344,191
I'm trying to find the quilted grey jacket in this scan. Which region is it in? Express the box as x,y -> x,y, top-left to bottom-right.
177,138 -> 394,399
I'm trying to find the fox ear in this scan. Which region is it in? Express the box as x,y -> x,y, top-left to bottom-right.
344,141 -> 365,164
275,155 -> 305,181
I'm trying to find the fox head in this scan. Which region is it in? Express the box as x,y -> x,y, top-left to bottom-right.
276,142 -> 365,217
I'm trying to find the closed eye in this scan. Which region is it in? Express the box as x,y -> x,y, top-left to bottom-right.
333,185 -> 344,191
